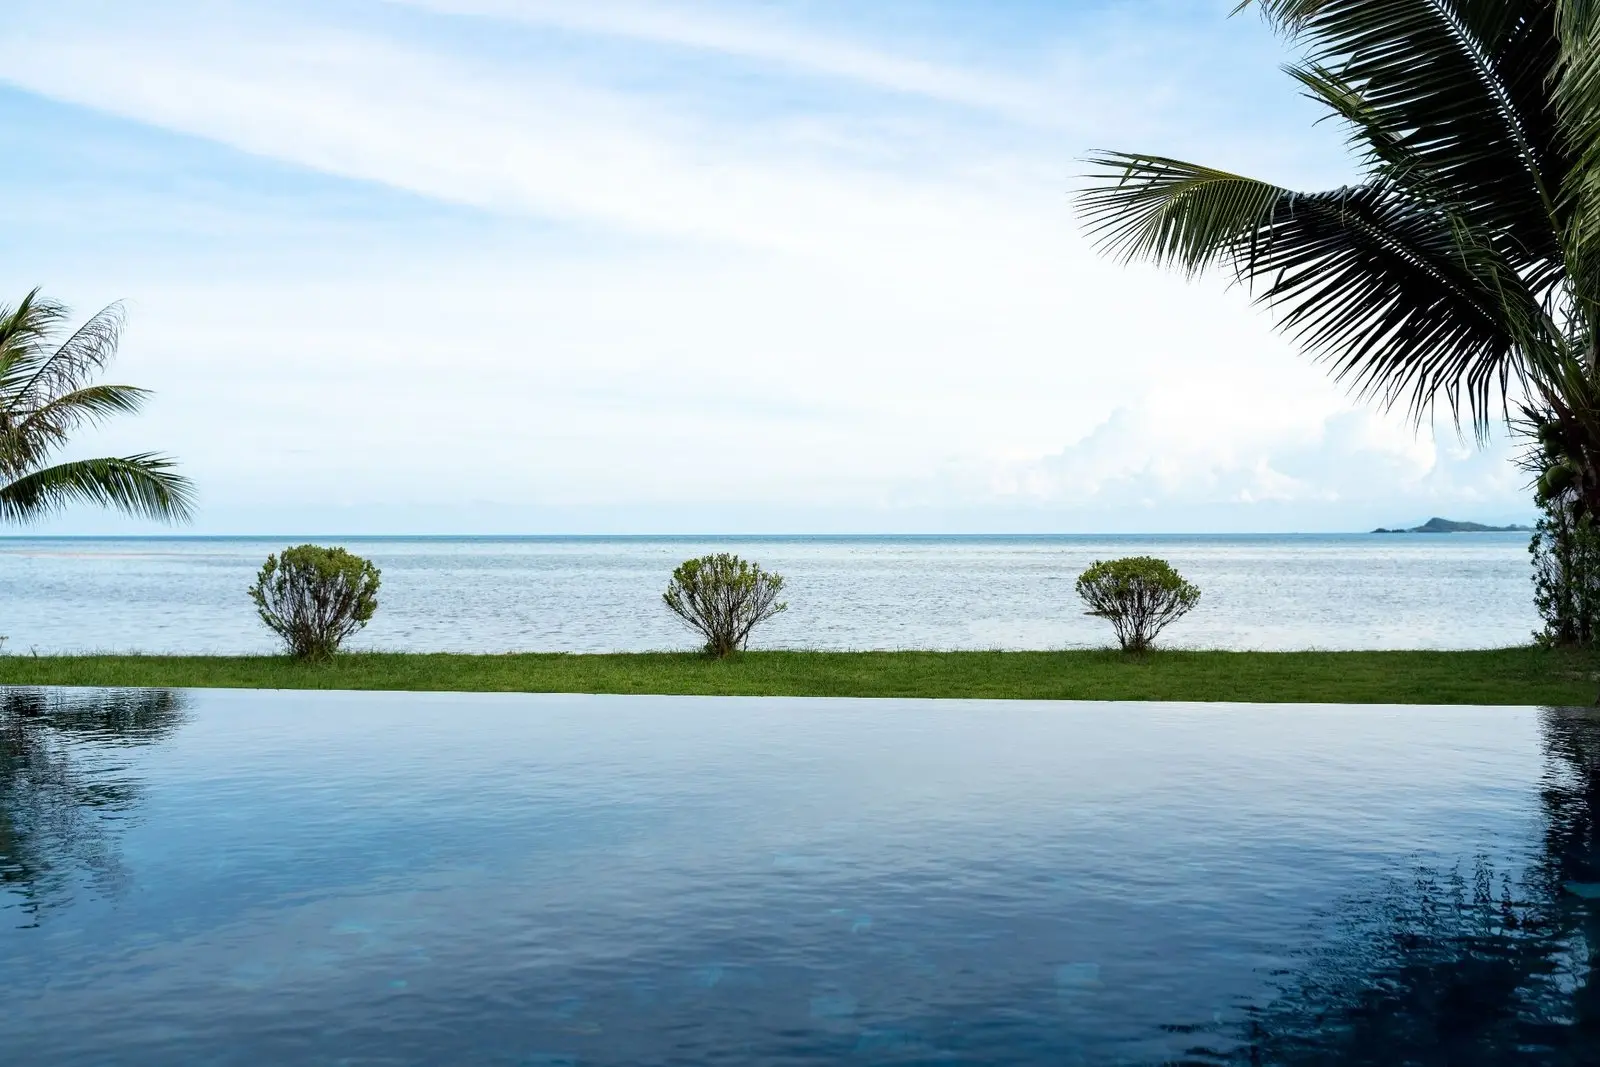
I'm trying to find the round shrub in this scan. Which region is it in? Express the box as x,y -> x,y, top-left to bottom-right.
248,545 -> 381,660
663,553 -> 787,658
1075,556 -> 1200,654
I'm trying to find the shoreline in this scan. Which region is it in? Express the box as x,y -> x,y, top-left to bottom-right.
0,648 -> 1591,705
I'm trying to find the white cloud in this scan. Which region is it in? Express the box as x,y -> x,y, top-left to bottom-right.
962,405 -> 1526,520
384,0 -> 1058,120
0,10 -> 1040,267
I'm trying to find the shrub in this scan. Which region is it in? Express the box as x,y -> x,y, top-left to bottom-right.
1076,556 -> 1200,654
1530,500 -> 1600,647
663,553 -> 787,658
248,545 -> 381,660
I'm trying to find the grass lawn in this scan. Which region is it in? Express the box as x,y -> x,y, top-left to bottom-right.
0,647 -> 1594,704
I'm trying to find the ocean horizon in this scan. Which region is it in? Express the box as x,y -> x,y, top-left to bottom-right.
0,532 -> 1537,656
0,528 -> 1532,539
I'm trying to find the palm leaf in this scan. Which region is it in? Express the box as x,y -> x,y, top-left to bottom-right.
1248,185 -> 1531,425
14,384 -> 151,442
0,290 -> 193,527
0,384 -> 153,479
0,289 -> 67,396
1080,153 -> 1540,427
1080,0 -> 1579,435
1078,153 -> 1288,275
0,454 -> 196,524
1251,0 -> 1564,274
2,302 -> 127,415
1285,63 -> 1422,181
1553,0 -> 1600,326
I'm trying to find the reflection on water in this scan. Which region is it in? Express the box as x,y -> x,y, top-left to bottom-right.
0,691 -> 1595,1064
1197,708 -> 1600,1065
0,688 -> 186,924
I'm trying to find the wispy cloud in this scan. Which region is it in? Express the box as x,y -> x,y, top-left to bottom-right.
386,0 -> 1056,119
0,7 -> 1039,256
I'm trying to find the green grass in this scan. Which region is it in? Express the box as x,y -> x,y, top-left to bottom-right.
0,647 -> 1594,704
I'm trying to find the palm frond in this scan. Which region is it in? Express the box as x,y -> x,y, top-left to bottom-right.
1256,2 -> 1562,276
0,384 -> 153,478
1081,0 -> 1580,438
1284,62 -> 1463,209
1,301 -> 127,415
1233,0 -> 1331,28
0,454 -> 196,524
14,384 -> 151,441
1249,185 -> 1533,427
0,289 -> 67,394
1079,153 -> 1288,275
1080,153 -> 1539,429
1554,0 -> 1600,324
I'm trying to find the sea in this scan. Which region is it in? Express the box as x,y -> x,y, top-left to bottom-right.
0,533 -> 1538,655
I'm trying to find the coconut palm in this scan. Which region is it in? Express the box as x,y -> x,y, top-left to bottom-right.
0,289 -> 193,524
1079,1 -> 1600,513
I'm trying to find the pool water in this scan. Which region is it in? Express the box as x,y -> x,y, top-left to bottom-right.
3,689 -> 1598,1064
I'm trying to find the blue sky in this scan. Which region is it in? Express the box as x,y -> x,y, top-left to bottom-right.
0,0 -> 1533,534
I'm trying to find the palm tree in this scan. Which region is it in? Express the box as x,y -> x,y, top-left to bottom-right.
0,289 -> 193,524
1079,1 -> 1600,512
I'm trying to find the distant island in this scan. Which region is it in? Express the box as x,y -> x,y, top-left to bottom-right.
1372,517 -> 1532,534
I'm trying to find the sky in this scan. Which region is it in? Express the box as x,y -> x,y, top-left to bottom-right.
0,0 -> 1537,534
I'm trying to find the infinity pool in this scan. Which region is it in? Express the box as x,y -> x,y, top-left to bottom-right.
3,689 -> 1597,1064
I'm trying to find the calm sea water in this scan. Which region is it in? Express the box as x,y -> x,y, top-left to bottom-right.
0,533 -> 1539,654
3,688 -> 1597,1064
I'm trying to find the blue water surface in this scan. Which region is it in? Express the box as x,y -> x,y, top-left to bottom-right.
3,688 -> 1598,1064
0,533 -> 1540,652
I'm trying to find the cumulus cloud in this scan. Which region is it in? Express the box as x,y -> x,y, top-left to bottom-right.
967,406 -> 1528,524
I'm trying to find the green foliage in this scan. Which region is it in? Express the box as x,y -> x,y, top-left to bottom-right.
0,289 -> 193,524
1530,500 -> 1600,647
248,545 -> 381,660
1079,2 -> 1600,510
663,553 -> 787,658
1075,556 -> 1201,654
0,649 -> 1592,707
